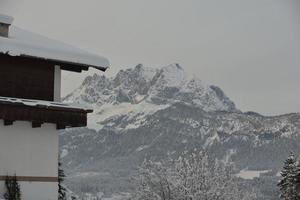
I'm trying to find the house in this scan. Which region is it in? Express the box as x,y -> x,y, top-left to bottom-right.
0,14 -> 109,200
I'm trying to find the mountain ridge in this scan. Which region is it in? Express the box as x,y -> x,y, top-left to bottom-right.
64,63 -> 239,129
60,64 -> 300,199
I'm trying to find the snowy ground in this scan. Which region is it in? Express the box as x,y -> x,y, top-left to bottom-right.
236,169 -> 271,180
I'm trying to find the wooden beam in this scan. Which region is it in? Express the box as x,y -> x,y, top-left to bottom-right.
0,176 -> 58,182
4,120 -> 13,126
56,124 -> 66,130
32,121 -> 42,128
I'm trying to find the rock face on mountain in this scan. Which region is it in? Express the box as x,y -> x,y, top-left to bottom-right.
64,64 -> 238,129
60,64 -> 300,199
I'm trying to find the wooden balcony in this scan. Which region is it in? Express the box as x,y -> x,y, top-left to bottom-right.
0,97 -> 92,129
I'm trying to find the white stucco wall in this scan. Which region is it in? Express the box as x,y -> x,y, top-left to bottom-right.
0,121 -> 58,200
54,65 -> 61,102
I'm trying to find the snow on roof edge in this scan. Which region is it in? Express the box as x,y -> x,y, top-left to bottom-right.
20,54 -> 109,72
0,96 -> 93,113
0,14 -> 14,25
0,26 -> 110,71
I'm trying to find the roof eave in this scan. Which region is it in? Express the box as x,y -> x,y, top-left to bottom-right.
17,54 -> 109,72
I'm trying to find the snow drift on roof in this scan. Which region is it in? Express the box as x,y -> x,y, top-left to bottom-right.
0,26 -> 110,70
0,96 -> 93,112
0,14 -> 14,25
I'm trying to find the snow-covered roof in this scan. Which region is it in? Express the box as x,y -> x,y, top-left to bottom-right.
0,96 -> 93,113
0,26 -> 110,71
0,14 -> 14,25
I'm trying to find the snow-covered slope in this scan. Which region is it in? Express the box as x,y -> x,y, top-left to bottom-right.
64,64 -> 238,129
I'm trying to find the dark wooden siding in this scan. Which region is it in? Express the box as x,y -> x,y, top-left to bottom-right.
0,54 -> 54,101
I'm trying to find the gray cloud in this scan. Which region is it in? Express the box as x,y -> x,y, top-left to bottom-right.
0,0 -> 22,15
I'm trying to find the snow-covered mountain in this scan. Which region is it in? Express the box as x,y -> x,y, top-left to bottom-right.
64,64 -> 237,129
60,64 -> 300,200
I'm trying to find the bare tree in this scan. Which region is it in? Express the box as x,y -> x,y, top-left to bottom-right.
132,151 -> 256,200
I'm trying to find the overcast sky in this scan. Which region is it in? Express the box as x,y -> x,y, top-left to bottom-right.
1,0 -> 299,115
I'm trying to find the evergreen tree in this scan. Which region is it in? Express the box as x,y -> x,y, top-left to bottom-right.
58,161 -> 67,200
293,159 -> 300,199
278,152 -> 298,200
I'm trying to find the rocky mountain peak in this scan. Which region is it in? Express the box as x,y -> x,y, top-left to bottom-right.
153,63 -> 187,88
161,63 -> 183,72
64,64 -> 239,128
113,64 -> 157,86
